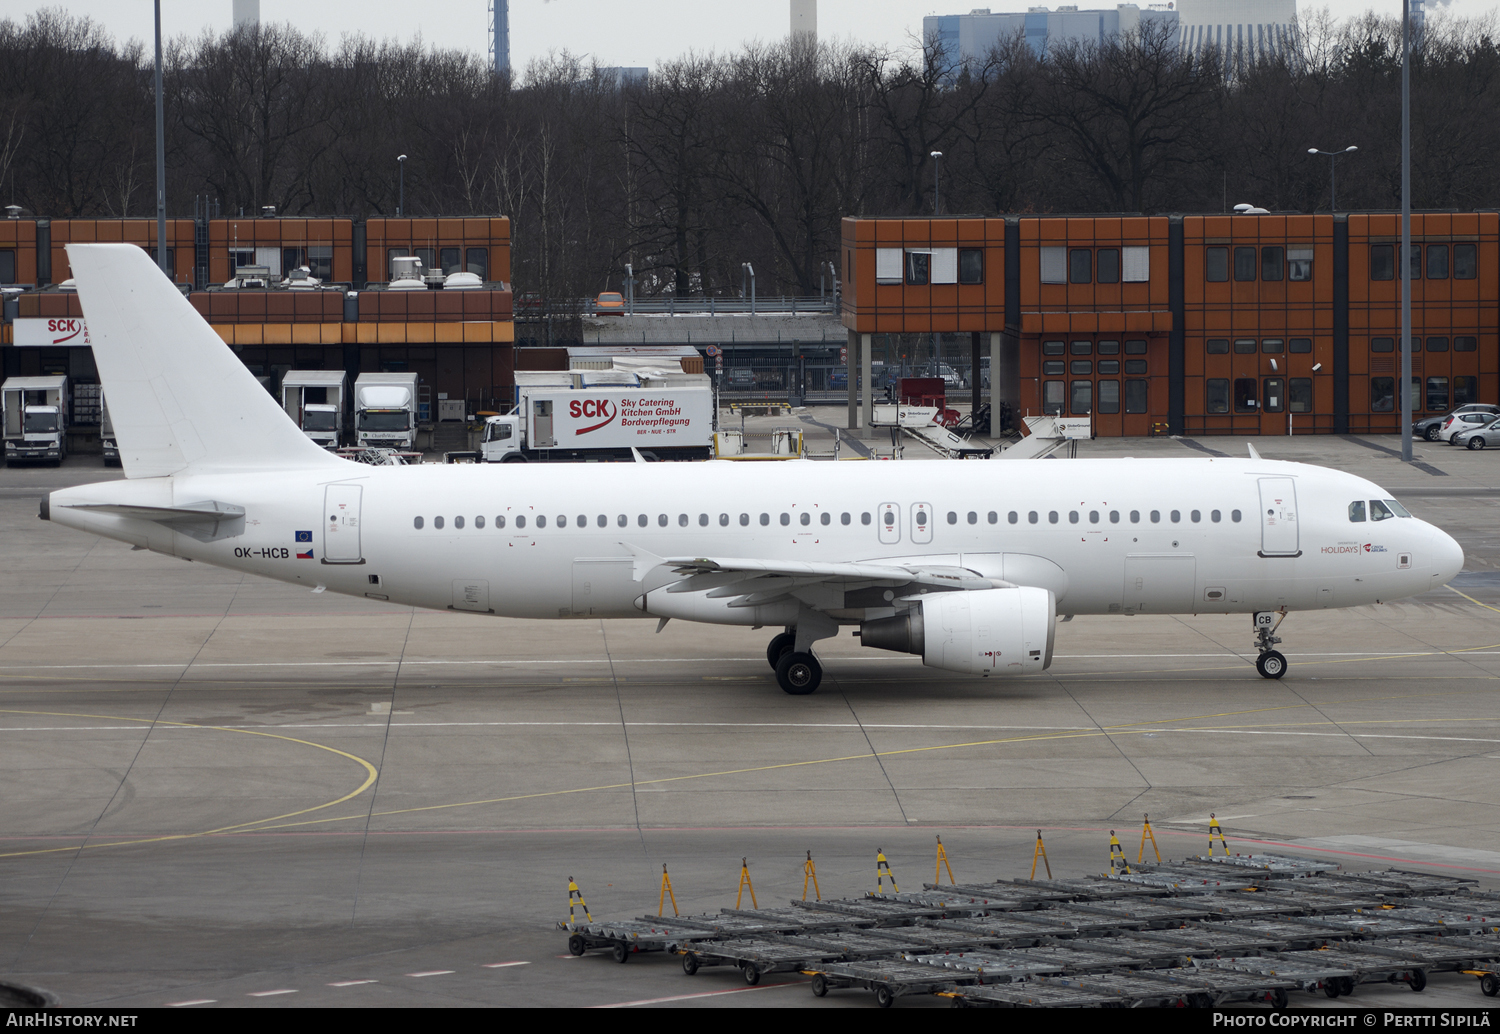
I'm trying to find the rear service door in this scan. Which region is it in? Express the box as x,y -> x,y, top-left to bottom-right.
323,484 -> 363,563
1258,477 -> 1299,557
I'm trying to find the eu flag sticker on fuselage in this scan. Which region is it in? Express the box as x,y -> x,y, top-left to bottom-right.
295,530 -> 313,542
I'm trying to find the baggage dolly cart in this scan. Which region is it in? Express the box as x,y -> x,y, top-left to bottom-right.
1195,953 -> 1361,999
560,918 -> 700,962
942,982 -> 1125,1008
1275,947 -> 1431,993
801,959 -> 973,1008
678,938 -> 842,984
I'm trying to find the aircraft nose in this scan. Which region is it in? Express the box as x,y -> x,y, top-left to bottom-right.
1430,525 -> 1464,587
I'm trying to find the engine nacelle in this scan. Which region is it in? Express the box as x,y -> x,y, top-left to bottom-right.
858,586 -> 1056,676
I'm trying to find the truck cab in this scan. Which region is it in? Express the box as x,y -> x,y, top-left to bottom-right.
3,375 -> 70,467
300,404 -> 341,449
481,415 -> 523,462
101,394 -> 118,466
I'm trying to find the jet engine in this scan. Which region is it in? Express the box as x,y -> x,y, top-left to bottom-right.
857,586 -> 1056,675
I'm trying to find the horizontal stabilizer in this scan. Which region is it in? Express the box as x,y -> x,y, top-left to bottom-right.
62,500 -> 245,542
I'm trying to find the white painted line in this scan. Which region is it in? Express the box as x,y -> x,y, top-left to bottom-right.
247,989 -> 298,997
405,970 -> 455,978
166,999 -> 216,1007
482,961 -> 530,969
327,979 -> 379,987
593,981 -> 802,1007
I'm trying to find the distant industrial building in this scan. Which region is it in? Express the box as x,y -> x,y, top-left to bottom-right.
792,0 -> 817,42
491,0 -> 510,76
926,0 -> 1298,71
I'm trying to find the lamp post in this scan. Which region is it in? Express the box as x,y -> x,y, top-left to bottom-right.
930,151 -> 943,215
742,263 -> 756,315
1306,146 -> 1357,212
397,154 -> 407,216
154,0 -> 167,278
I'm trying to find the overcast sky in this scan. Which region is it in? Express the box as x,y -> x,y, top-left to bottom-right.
2,1 -> 1493,70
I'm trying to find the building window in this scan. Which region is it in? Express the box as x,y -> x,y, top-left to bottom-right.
1206,379 -> 1229,413
1097,340 -> 1120,355
1371,337 -> 1394,353
1206,247 -> 1228,282
958,249 -> 983,284
876,248 -> 903,283
1125,380 -> 1148,413
1455,243 -> 1477,279
1069,248 -> 1092,284
1041,246 -> 1066,283
1289,378 -> 1312,413
1098,379 -> 1120,414
1125,339 -> 1147,354
1263,377 -> 1285,413
1096,248 -> 1120,283
1427,377 -> 1450,412
1261,247 -> 1284,282
1455,336 -> 1478,352
1288,247 -> 1312,281
1289,337 -> 1311,353
1262,338 -> 1284,354
1098,359 -> 1120,375
1371,377 -> 1395,412
1233,338 -> 1256,354
1124,358 -> 1147,375
1070,380 -> 1093,414
1042,340 -> 1065,356
1043,360 -> 1065,375
1234,378 -> 1258,412
1425,336 -> 1449,352
905,251 -> 930,285
1427,245 -> 1449,280
440,247 -> 461,274
1043,381 -> 1065,415
1206,338 -> 1229,355
1370,244 -> 1394,280
1454,376 -> 1478,405
1407,244 -> 1422,280
1234,247 -> 1256,281
467,248 -> 489,279
1070,340 -> 1091,355
0,249 -> 14,283
1070,360 -> 1092,375
1122,246 -> 1150,282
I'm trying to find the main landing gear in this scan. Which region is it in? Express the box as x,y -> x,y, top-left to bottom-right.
1254,610 -> 1288,679
766,628 -> 822,695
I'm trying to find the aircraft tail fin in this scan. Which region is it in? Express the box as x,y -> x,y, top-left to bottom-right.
67,244 -> 344,479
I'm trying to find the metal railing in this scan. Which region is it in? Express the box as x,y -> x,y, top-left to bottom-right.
514,296 -> 840,317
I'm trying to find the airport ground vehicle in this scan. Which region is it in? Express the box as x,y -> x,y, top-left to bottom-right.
44,245 -> 1468,696
481,384 -> 714,462
2,374 -> 68,466
354,372 -> 419,452
281,371 -> 348,449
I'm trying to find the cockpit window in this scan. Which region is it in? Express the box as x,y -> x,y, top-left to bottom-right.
1384,498 -> 1412,517
1369,500 -> 1396,521
1349,501 -> 1366,522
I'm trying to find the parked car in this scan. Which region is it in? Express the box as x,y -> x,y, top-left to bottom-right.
725,368 -> 756,389
1417,403 -> 1499,442
1453,417 -> 1500,450
595,291 -> 625,314
1436,405 -> 1500,442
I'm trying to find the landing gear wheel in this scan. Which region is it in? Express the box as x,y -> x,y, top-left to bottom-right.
875,986 -> 895,1009
611,942 -> 629,963
682,953 -> 699,976
567,934 -> 586,956
811,974 -> 828,997
1480,973 -> 1498,997
1256,650 -> 1287,679
776,651 -> 822,695
766,631 -> 795,670
1409,970 -> 1427,993
742,963 -> 760,986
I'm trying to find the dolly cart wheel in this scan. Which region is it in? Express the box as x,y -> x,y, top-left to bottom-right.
811,974 -> 828,997
1409,970 -> 1426,992
567,934 -> 586,956
742,963 -> 760,986
611,942 -> 629,963
682,953 -> 699,976
1480,973 -> 1499,997
875,986 -> 895,1009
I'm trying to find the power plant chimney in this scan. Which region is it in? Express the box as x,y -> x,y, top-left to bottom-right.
232,0 -> 260,28
791,0 -> 817,43
490,0 -> 510,76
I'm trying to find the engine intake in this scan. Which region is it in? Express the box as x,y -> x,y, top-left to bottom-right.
858,586 -> 1055,676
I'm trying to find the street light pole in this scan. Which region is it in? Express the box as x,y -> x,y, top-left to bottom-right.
1401,0 -> 1413,463
397,154 -> 407,216
154,0 -> 167,277
930,151 -> 943,215
1306,146 -> 1358,212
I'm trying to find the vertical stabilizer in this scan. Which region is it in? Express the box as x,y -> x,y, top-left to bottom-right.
67,244 -> 344,478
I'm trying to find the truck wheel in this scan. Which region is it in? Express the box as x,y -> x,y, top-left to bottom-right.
501,454 -> 528,463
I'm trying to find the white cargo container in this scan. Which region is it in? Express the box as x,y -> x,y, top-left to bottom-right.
2,374 -> 69,466
281,370 -> 348,449
354,372 -> 419,451
482,384 -> 714,462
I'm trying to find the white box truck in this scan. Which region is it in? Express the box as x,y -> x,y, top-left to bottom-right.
2,374 -> 69,466
353,372 -> 419,452
281,370 -> 347,449
481,384 -> 714,462
100,391 -> 118,466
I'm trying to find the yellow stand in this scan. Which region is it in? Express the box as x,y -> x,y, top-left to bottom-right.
934,836 -> 956,885
1030,830 -> 1052,879
1108,830 -> 1132,875
1209,813 -> 1230,857
565,876 -> 592,927
802,850 -> 821,902
658,864 -> 679,917
1139,813 -> 1161,863
736,857 -> 758,909
875,849 -> 900,895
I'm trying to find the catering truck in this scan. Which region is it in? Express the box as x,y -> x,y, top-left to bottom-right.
353,372 -> 419,451
2,374 -> 69,466
481,383 -> 714,462
281,370 -> 348,449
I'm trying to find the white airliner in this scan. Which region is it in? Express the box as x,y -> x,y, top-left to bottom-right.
43,245 -> 1465,693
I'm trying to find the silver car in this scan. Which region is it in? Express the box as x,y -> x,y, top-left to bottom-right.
1438,405 -> 1500,443
1453,417 -> 1500,450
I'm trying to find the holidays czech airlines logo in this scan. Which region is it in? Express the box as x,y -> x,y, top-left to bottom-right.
570,398 -> 617,435
1320,541 -> 1386,554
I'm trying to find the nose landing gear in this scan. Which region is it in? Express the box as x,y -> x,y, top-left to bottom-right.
1254,610 -> 1288,679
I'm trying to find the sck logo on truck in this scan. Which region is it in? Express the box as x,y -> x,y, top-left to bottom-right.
570,398 -> 617,434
